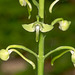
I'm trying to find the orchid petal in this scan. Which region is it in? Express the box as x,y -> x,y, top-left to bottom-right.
36,26 -> 40,42
40,23 -> 54,32
22,23 -> 35,32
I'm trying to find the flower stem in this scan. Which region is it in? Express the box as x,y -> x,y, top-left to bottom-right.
38,33 -> 44,75
39,0 -> 45,22
38,0 -> 45,75
6,45 -> 38,58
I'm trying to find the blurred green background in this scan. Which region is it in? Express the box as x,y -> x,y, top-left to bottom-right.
0,0 -> 75,75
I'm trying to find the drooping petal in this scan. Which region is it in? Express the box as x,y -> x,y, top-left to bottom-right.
49,0 -> 59,13
51,50 -> 70,66
10,49 -> 36,69
36,26 -> 40,42
19,0 -> 32,19
26,0 -> 32,11
26,0 -> 32,19
22,23 -> 35,32
40,23 -> 54,32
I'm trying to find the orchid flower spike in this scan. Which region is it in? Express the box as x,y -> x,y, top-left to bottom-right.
22,22 -> 54,42
19,0 -> 32,19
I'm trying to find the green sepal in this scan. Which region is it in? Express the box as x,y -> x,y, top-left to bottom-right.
0,49 -> 9,61
22,23 -> 35,32
40,23 -> 54,32
59,20 -> 71,31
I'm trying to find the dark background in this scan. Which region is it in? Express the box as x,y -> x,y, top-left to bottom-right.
0,0 -> 75,75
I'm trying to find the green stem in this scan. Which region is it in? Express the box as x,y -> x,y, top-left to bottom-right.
44,46 -> 75,59
38,0 -> 45,75
39,0 -> 45,22
51,18 -> 63,26
38,33 -> 44,75
6,45 -> 38,58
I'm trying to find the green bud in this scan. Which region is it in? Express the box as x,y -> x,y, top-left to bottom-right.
59,20 -> 71,31
71,51 -> 75,67
0,49 -> 9,61
19,0 -> 26,6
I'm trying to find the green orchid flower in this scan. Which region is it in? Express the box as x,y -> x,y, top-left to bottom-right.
51,18 -> 71,31
22,22 -> 54,42
19,0 -> 32,19
59,20 -> 71,31
0,47 -> 36,69
0,49 -> 10,61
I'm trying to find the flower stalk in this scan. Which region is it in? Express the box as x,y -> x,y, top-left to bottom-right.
37,0 -> 45,75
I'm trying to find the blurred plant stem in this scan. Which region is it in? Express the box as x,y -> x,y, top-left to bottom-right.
37,0 -> 45,75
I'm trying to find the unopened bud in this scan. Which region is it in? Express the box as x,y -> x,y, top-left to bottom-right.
0,49 -> 9,61
59,20 -> 71,31
19,0 -> 26,6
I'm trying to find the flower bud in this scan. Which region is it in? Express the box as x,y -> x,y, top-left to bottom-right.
19,0 -> 26,6
0,49 -> 9,61
59,20 -> 71,31
71,52 -> 75,67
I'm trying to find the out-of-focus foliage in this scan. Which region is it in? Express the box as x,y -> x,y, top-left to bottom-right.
0,0 -> 75,75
